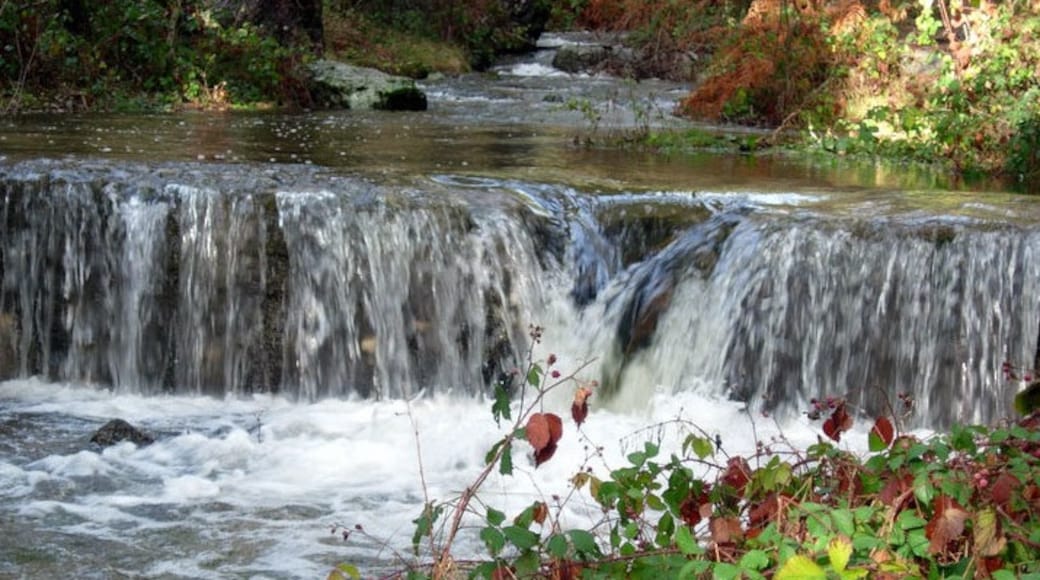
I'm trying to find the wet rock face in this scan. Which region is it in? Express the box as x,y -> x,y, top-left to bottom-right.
307,60 -> 428,111
0,312 -> 16,380
89,419 -> 155,448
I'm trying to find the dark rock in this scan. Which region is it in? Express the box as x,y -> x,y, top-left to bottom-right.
89,419 -> 155,448
552,44 -> 613,74
0,311 -> 17,379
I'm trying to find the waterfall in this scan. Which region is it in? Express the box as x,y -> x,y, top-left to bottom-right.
1,160 -> 1037,428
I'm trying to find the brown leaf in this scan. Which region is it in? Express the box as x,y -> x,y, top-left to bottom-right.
748,493 -> 782,530
546,413 -> 563,445
571,386 -> 592,426
990,472 -> 1018,508
823,401 -> 853,442
871,415 -> 895,447
679,486 -> 711,527
527,413 -> 551,452
878,473 -> 912,508
926,496 -> 969,555
532,501 -> 549,525
709,516 -> 744,545
534,441 -> 558,467
721,456 -> 751,495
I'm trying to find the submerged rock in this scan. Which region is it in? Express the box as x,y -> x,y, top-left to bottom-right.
89,419 -> 155,448
307,60 -> 428,111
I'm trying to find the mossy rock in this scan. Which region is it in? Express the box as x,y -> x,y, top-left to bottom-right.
307,59 -> 428,111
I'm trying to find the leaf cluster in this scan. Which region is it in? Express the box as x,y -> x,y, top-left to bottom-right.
334,342 -> 1040,579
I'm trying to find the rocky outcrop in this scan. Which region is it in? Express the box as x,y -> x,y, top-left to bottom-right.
307,60 -> 427,111
89,419 -> 155,448
552,44 -> 615,74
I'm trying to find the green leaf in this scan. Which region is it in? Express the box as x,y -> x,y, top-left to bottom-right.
868,430 -> 887,452
678,560 -> 712,580
332,563 -> 360,579
526,364 -> 542,387
991,571 -> 1018,580
775,555 -> 826,580
832,508 -> 855,537
514,551 -> 540,576
503,525 -> 540,551
411,503 -> 437,555
628,451 -> 647,467
828,537 -> 852,573
675,525 -> 701,556
491,384 -> 511,426
568,529 -> 601,558
480,526 -> 506,556
547,533 -> 569,558
713,562 -> 742,580
739,549 -> 771,571
499,442 -> 513,475
470,562 -> 499,580
839,569 -> 870,580
486,507 -> 506,527
485,439 -> 505,466
906,528 -> 930,558
685,435 -> 714,459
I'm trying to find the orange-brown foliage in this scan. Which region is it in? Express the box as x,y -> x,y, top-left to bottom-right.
679,20 -> 833,125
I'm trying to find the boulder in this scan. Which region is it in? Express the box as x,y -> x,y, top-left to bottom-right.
307,60 -> 427,111
89,419 -> 155,448
552,44 -> 613,74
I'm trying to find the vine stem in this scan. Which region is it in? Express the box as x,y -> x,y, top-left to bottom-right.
433,359 -> 595,577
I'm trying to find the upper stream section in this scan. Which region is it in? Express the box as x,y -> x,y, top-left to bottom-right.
2,35 -> 1039,428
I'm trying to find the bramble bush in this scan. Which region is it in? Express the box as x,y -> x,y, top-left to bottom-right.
331,327 -> 1040,579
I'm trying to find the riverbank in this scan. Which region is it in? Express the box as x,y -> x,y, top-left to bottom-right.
1,1 -> 1037,191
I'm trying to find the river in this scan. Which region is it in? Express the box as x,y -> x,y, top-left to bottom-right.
1,35 -> 1038,578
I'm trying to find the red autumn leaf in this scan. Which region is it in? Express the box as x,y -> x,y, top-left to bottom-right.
748,493 -> 782,530
990,472 -> 1018,508
823,401 -> 854,442
526,412 -> 563,452
532,501 -> 549,525
571,386 -> 593,426
871,415 -> 895,447
926,495 -> 969,555
679,485 -> 711,526
546,413 -> 563,444
527,413 -> 551,451
722,456 -> 752,495
709,516 -> 744,545
879,473 -> 913,508
534,441 -> 558,467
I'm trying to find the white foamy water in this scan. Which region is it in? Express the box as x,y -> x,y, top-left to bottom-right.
0,377 -> 870,578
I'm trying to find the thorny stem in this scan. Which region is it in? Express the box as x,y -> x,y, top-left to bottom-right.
434,358 -> 594,575
406,401 -> 438,560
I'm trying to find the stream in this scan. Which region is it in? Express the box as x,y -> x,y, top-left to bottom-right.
1,34 -> 1039,578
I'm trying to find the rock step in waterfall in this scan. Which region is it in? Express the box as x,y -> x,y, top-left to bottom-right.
1,159 -> 1038,428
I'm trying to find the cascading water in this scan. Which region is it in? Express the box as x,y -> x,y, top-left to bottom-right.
2,159 -> 1040,578
1,161 -> 1038,426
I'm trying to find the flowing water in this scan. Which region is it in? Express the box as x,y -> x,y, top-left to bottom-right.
1,35 -> 1039,578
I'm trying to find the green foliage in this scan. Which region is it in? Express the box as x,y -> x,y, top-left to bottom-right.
0,0 -> 312,111
333,0 -> 537,71
333,335 -> 1040,578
